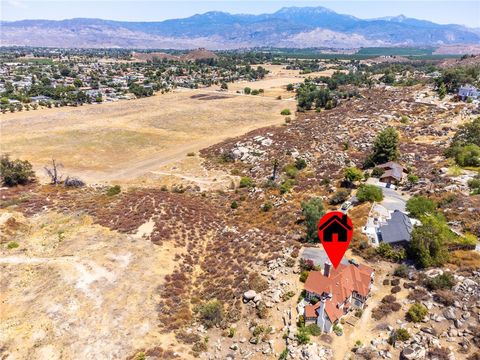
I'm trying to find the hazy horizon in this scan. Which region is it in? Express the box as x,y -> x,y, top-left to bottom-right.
2,1 -> 479,28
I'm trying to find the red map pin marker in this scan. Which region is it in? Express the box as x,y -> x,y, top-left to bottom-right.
317,211 -> 353,269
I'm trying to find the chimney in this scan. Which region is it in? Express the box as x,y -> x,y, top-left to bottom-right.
324,260 -> 332,277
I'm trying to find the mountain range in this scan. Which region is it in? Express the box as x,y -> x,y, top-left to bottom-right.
1,6 -> 479,49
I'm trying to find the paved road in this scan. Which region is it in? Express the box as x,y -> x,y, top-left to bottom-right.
381,187 -> 407,212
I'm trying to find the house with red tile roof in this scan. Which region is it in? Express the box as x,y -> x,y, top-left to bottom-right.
303,261 -> 374,332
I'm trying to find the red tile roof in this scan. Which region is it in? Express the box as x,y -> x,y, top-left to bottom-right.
304,263 -> 374,322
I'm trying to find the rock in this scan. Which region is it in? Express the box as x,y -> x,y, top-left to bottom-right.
253,294 -> 262,303
443,308 -> 456,320
243,290 -> 257,302
401,344 -> 426,360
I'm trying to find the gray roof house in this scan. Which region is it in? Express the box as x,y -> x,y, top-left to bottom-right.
378,210 -> 413,246
458,85 -> 478,100
377,161 -> 406,184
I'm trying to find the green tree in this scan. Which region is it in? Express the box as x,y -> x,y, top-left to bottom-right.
449,117 -> 480,148
356,184 -> 383,202
370,127 -> 400,165
301,197 -> 325,243
454,144 -> 480,167
409,214 -> 452,268
0,155 -> 36,187
406,196 -> 436,218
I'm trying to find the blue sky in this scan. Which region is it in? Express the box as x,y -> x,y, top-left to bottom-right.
2,0 -> 479,28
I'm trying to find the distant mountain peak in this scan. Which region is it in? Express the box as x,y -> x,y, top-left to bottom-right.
1,6 -> 478,49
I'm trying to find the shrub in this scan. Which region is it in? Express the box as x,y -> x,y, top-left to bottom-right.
329,189 -> 350,205
230,201 -> 238,209
408,288 -> 430,302
284,164 -> 299,179
357,184 -> 383,202
279,179 -> 294,194
388,328 -> 410,344
285,257 -> 295,267
371,167 -> 385,178
295,158 -> 307,170
228,327 -> 235,338
468,174 -> 480,194
332,323 -> 343,335
196,300 -> 224,328
280,109 -> 291,116
382,295 -> 396,303
249,273 -> 269,292
391,278 -> 400,286
301,197 -> 325,242
354,309 -> 363,318
256,301 -> 268,319
300,258 -> 316,271
296,327 -> 311,344
305,324 -> 321,336
424,272 -> 455,291
279,348 -> 289,360
251,89 -> 260,95
106,185 -> 121,196
7,241 -> 19,249
391,285 -> 401,294
406,196 -> 437,218
394,265 -> 409,278
239,176 -> 254,188
261,201 -> 273,212
299,271 -> 309,283
282,291 -> 295,302
407,174 -> 419,185
187,152 -> 195,156
376,243 -> 406,262
434,290 -> 455,306
0,155 -> 36,187
406,303 -> 428,322
244,87 -> 251,94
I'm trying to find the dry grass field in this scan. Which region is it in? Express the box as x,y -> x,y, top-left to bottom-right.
0,88 -> 293,183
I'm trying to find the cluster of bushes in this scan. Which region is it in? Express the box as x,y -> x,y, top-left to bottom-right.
278,158 -> 307,195
296,80 -> 339,111
376,243 -> 406,262
372,295 -> 401,320
445,118 -> 480,167
424,272 -> 455,291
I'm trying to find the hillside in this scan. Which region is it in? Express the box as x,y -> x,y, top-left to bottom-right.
1,6 -> 479,49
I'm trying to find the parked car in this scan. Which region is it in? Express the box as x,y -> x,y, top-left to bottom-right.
341,201 -> 352,211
